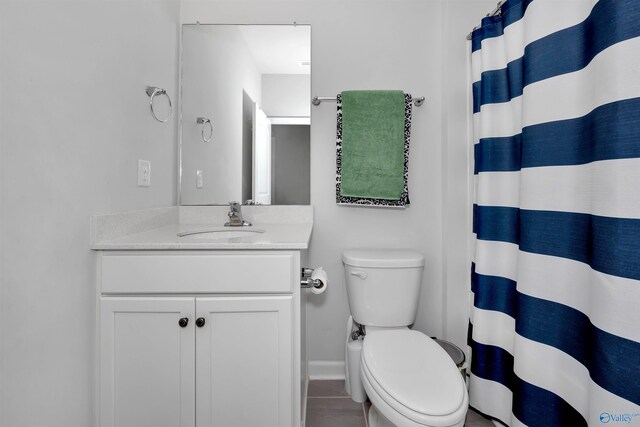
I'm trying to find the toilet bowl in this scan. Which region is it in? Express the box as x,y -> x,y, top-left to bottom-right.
342,249 -> 469,427
360,329 -> 468,427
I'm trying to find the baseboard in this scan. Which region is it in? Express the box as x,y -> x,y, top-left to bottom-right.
308,360 -> 345,380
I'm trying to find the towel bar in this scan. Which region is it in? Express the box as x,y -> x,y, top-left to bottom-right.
312,95 -> 425,107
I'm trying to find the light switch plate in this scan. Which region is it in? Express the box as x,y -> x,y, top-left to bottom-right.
196,170 -> 204,188
138,160 -> 151,187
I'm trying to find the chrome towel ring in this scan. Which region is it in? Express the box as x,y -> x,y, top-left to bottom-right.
196,117 -> 213,143
145,86 -> 172,123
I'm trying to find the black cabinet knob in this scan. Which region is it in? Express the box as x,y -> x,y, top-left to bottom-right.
196,317 -> 206,327
178,317 -> 189,328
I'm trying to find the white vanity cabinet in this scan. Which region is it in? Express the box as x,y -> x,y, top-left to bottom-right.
97,250 -> 302,427
195,296 -> 292,427
99,297 -> 196,427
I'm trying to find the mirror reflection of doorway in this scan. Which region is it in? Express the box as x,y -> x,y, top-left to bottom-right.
271,124 -> 310,205
242,92 -> 310,205
241,91 -> 254,203
253,105 -> 272,205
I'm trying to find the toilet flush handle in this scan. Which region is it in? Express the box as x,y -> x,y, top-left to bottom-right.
350,271 -> 367,280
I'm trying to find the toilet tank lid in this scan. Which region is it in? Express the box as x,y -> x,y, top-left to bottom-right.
342,249 -> 425,268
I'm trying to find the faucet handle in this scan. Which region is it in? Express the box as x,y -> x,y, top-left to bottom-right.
229,201 -> 240,207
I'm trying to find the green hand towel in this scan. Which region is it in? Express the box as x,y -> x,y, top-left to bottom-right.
340,90 -> 406,200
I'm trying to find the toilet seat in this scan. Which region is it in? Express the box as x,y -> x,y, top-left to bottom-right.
361,329 -> 468,427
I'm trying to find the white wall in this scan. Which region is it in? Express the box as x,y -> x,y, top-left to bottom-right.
262,74 -> 311,118
0,1 -> 179,426
182,0 -> 445,366
180,25 -> 261,204
441,0 -> 496,352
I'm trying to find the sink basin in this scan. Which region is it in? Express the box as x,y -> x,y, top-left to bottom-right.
177,227 -> 265,239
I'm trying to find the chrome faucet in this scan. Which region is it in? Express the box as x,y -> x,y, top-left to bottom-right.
225,201 -> 252,227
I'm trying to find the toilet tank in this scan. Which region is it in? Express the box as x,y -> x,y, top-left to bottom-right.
342,249 -> 425,327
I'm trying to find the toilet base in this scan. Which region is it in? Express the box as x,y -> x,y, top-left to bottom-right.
368,404 -> 396,427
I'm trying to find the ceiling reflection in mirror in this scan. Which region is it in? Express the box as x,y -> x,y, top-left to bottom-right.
179,24 -> 311,206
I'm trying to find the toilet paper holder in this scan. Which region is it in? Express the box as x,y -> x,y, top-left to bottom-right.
300,267 -> 324,289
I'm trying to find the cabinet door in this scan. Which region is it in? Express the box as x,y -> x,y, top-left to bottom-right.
195,296 -> 293,427
100,297 -> 195,427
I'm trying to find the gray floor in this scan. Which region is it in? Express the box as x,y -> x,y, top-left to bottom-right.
305,380 -> 494,427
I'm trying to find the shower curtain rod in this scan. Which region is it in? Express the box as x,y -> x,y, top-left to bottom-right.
466,1 -> 505,40
312,95 -> 425,107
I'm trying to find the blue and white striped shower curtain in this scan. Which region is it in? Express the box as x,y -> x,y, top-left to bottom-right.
468,1 -> 640,426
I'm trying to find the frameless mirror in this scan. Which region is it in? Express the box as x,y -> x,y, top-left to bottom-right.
179,24 -> 311,206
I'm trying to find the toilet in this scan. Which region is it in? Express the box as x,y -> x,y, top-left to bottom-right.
343,249 -> 468,427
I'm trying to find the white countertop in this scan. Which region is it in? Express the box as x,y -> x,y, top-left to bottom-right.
90,206 -> 313,250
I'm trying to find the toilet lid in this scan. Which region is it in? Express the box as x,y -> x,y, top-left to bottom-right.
362,329 -> 465,417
